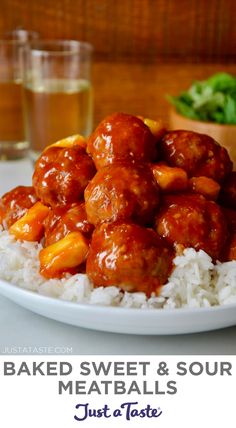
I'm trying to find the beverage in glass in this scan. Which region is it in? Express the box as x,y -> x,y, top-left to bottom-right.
0,30 -> 40,159
23,40 -> 93,161
0,40 -> 26,159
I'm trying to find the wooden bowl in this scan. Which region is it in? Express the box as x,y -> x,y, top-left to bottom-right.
169,108 -> 236,169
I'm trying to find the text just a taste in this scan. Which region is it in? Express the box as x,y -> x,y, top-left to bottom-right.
74,401 -> 162,421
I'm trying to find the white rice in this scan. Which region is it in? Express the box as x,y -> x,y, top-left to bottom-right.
0,229 -> 236,309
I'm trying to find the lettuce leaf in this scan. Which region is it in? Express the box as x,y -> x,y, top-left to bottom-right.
167,72 -> 236,124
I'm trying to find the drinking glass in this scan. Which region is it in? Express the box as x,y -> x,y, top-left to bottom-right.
0,30 -> 40,159
4,29 -> 39,43
0,39 -> 27,159
23,40 -> 93,161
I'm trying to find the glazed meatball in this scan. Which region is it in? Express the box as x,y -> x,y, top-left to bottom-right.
156,194 -> 228,260
44,202 -> 94,246
0,186 -> 37,229
84,162 -> 160,226
221,207 -> 236,261
219,172 -> 236,209
160,130 -> 232,182
33,145 -> 96,207
87,112 -> 157,169
222,207 -> 236,232
86,222 -> 173,295
227,234 -> 236,260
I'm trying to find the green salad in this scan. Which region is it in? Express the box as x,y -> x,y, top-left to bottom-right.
168,72 -> 236,124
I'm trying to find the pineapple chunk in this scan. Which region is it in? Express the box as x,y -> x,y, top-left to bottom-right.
43,134 -> 86,153
9,202 -> 49,241
189,176 -> 220,201
39,231 -> 89,278
143,117 -> 166,140
151,163 -> 188,192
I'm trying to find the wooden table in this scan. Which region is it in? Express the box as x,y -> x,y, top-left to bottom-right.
93,62 -> 236,126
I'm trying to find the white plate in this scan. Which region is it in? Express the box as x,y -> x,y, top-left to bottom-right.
0,277 -> 236,335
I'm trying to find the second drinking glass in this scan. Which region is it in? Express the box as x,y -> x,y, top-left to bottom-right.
23,40 -> 93,161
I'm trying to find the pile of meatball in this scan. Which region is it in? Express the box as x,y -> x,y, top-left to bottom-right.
1,112 -> 236,296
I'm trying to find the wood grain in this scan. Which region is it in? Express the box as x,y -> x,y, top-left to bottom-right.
1,1 -> 236,128
93,62 -> 236,127
1,0 -> 236,63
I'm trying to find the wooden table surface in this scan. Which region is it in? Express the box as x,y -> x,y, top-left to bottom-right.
1,1 -> 236,128
93,62 -> 236,127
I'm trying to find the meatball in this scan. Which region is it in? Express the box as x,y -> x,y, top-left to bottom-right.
227,234 -> 236,261
44,202 -> 94,246
84,162 -> 160,226
160,130 -> 232,182
86,222 -> 173,295
218,172 -> 236,209
87,112 -> 157,169
0,186 -> 37,229
221,207 -> 236,232
156,194 -> 228,260
221,207 -> 236,261
33,145 -> 96,207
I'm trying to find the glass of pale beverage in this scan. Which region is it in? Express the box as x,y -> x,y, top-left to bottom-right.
0,30 -> 39,160
23,40 -> 93,161
0,39 -> 27,159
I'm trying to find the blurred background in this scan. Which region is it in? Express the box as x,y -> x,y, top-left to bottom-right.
0,0 -> 236,127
